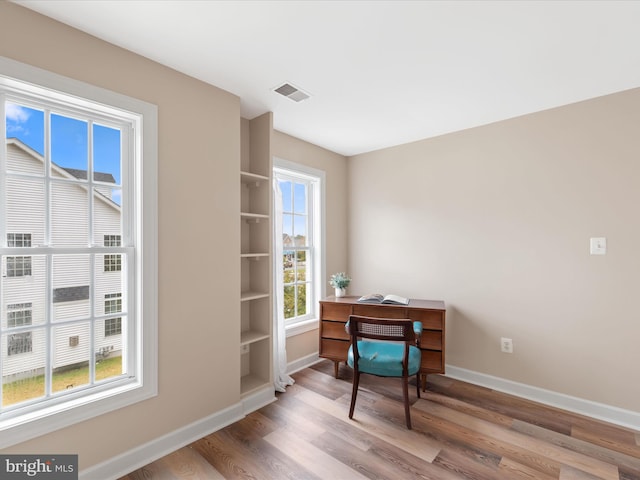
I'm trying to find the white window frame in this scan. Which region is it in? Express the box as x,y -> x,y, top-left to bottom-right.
0,56 -> 157,448
274,158 -> 325,337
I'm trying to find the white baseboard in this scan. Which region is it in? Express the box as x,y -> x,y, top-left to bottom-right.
444,365 -> 640,431
80,401 -> 244,480
287,352 -> 321,375
242,385 -> 277,415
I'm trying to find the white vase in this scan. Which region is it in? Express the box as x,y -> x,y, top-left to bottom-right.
335,287 -> 346,297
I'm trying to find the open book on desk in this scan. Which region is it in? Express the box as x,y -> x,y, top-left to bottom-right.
357,293 -> 410,305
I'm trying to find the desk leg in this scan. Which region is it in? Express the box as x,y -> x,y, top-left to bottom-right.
334,361 -> 340,379
421,373 -> 427,392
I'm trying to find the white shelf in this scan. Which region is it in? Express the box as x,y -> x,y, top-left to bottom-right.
240,252 -> 269,259
240,291 -> 270,302
241,212 -> 269,223
241,373 -> 269,397
241,330 -> 270,345
241,170 -> 269,186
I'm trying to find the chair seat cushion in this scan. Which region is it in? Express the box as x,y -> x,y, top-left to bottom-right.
347,341 -> 421,377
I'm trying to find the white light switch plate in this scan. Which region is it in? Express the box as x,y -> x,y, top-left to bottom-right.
590,237 -> 606,255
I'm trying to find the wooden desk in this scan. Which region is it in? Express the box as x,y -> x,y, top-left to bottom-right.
319,296 -> 446,388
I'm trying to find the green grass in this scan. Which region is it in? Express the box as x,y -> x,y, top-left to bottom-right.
2,355 -> 122,406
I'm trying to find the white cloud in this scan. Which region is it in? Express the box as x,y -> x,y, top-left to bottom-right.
6,103 -> 30,123
6,103 -> 30,135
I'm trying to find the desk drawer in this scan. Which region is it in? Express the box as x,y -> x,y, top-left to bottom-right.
321,303 -> 352,321
409,309 -> 444,330
321,320 -> 349,341
420,330 -> 442,350
320,338 -> 350,360
421,350 -> 443,372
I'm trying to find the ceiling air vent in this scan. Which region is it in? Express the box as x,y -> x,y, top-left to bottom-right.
273,82 -> 310,102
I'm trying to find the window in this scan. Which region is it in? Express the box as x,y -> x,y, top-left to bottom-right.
5,233 -> 32,277
105,293 -> 122,337
7,303 -> 32,328
8,333 -> 32,356
274,160 -> 324,332
7,303 -> 33,356
104,235 -> 122,272
0,56 -> 157,448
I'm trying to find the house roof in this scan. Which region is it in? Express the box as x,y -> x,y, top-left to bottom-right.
62,167 -> 116,184
6,137 -> 116,184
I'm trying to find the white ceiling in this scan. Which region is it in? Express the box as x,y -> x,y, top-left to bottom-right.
16,0 -> 640,156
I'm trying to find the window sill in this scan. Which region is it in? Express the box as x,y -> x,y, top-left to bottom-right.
285,318 -> 319,338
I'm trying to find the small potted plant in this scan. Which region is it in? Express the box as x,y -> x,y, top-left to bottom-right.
329,272 -> 351,297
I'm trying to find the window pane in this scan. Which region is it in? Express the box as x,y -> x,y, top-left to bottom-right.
94,254 -> 126,316
95,315 -> 124,382
282,213 -> 293,241
294,215 -> 307,246
93,124 -> 121,185
293,182 -> 307,214
51,113 -> 88,174
6,178 -> 45,245
52,323 -> 90,393
283,250 -> 294,284
51,181 -> 89,247
283,285 -> 295,319
52,255 -> 90,322
2,255 -> 47,327
296,250 -> 308,282
93,186 -> 122,243
280,180 -> 292,212
296,284 -> 307,316
6,103 -> 45,174
1,328 -> 46,406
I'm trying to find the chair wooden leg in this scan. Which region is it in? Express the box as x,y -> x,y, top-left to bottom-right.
349,371 -> 360,419
416,372 -> 421,398
402,376 -> 412,429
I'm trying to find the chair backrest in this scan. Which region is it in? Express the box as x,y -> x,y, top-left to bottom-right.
347,315 -> 416,343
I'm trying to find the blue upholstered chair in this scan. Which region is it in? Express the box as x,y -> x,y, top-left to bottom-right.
346,315 -> 422,429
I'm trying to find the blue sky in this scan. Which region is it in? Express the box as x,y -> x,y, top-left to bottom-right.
279,180 -> 307,241
6,103 -> 121,185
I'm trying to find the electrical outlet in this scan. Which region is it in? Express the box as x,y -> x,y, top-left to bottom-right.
501,337 -> 513,353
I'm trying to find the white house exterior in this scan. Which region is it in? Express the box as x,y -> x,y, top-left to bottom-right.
1,138 -> 123,382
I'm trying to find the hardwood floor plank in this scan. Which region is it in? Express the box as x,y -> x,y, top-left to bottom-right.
513,419 -> 640,475
559,463 -> 608,479
311,430 -> 417,480
572,424 -> 640,459
414,398 -> 620,480
189,432 -> 260,480
498,457 -> 557,480
421,390 -> 514,428
432,448 -> 503,480
264,427 -> 370,480
158,447 -> 225,479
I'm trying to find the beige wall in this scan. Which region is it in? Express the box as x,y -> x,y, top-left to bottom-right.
348,88 -> 640,412
272,131 -> 348,362
1,1 -> 241,468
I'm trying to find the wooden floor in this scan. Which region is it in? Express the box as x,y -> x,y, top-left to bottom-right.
120,361 -> 640,479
